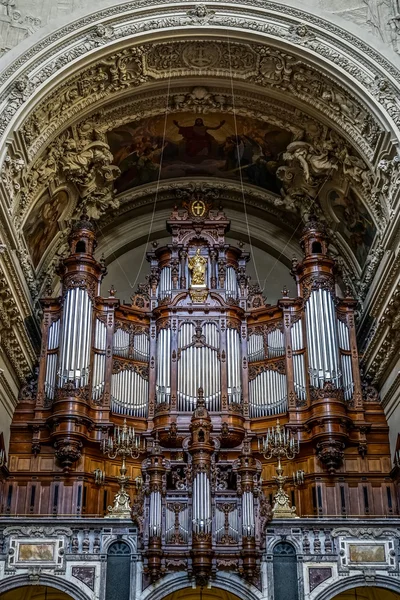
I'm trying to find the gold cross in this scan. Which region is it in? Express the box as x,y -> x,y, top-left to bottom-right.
192,200 -> 205,217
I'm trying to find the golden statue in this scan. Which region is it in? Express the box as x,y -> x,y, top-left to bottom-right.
188,248 -> 207,286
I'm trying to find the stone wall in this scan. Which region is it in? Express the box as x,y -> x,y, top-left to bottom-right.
0,518 -> 399,600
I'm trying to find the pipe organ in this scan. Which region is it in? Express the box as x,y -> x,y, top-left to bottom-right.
6,200 -> 394,587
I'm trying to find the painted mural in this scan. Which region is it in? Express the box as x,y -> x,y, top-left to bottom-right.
107,113 -> 293,194
327,189 -> 376,267
23,190 -> 69,268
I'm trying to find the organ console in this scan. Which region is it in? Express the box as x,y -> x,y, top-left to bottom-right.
4,198 -> 394,586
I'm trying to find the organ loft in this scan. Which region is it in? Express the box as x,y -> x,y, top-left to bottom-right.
3,197 -> 393,586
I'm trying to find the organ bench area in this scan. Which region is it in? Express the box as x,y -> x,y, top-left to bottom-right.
3,200 -> 395,586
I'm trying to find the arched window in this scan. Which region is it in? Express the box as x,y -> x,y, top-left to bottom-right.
273,541 -> 298,600
106,540 -> 131,600
75,240 -> 86,253
311,241 -> 322,254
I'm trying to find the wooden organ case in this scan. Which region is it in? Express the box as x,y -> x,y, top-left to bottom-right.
4,200 -> 395,587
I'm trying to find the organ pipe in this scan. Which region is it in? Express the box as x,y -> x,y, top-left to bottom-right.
248,334 -> 264,363
111,369 -> 148,417
113,328 -> 129,357
249,370 -> 287,417
44,319 -> 60,401
149,490 -> 162,537
290,319 -> 306,402
225,266 -> 238,299
156,328 -> 171,404
227,327 -> 241,404
337,319 -> 354,401
158,267 -> 172,300
177,323 -> 221,411
305,289 -> 341,388
192,472 -> 211,534
58,288 -> 92,388
92,318 -> 107,401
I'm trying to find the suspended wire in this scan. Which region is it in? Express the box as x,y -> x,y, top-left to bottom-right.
95,53 -> 174,291
259,174 -> 332,293
227,36 -> 262,290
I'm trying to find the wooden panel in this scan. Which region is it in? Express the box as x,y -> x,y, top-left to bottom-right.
39,457 -> 54,471
348,486 -> 361,516
345,460 -> 359,472
368,459 -> 381,472
17,458 -> 31,471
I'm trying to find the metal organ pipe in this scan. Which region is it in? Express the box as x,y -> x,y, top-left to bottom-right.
111,369 -> 148,417
242,491 -> 255,537
44,319 -> 60,401
192,472 -> 211,534
166,504 -> 189,543
249,370 -> 287,417
156,328 -> 171,404
290,319 -> 306,402
305,289 -> 341,388
177,323 -> 221,411
113,328 -> 129,358
158,267 -> 172,300
149,491 -> 162,537
133,333 -> 150,362
227,327 -> 241,404
58,288 -> 92,388
267,329 -> 285,358
337,319 -> 354,400
248,334 -> 264,362
225,266 -> 238,299
92,318 -> 107,401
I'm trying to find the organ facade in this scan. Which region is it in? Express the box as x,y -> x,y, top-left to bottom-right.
2,198 -> 394,588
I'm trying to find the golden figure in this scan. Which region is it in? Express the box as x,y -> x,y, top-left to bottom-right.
188,248 -> 207,286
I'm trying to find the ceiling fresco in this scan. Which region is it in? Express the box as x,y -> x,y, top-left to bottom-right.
326,188 -> 377,268
107,113 -> 293,195
23,189 -> 69,268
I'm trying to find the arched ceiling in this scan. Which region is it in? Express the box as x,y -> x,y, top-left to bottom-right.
0,585 -> 73,600
0,1 -> 400,387
331,586 -> 400,600
161,588 -> 241,600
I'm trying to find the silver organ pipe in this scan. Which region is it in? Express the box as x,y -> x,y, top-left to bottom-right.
44,319 -> 60,401
149,490 -> 162,537
92,318 -> 107,401
133,333 -> 150,362
242,491 -> 255,537
267,329 -> 285,358
192,472 -> 211,534
337,319 -> 354,401
166,504 -> 189,543
177,323 -> 221,411
225,266 -> 238,299
113,328 -> 130,358
156,328 -> 171,404
248,334 -> 264,363
291,319 -> 306,402
227,327 -> 241,404
249,369 -> 287,417
58,288 -> 92,387
305,289 -> 341,388
215,504 -> 239,543
158,267 -> 172,300
111,368 -> 148,417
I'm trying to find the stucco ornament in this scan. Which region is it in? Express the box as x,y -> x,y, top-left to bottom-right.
24,128 -> 120,219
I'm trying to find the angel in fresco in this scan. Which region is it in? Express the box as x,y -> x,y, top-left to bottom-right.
173,117 -> 225,159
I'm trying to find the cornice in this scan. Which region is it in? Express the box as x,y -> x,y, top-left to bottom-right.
381,373 -> 400,413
